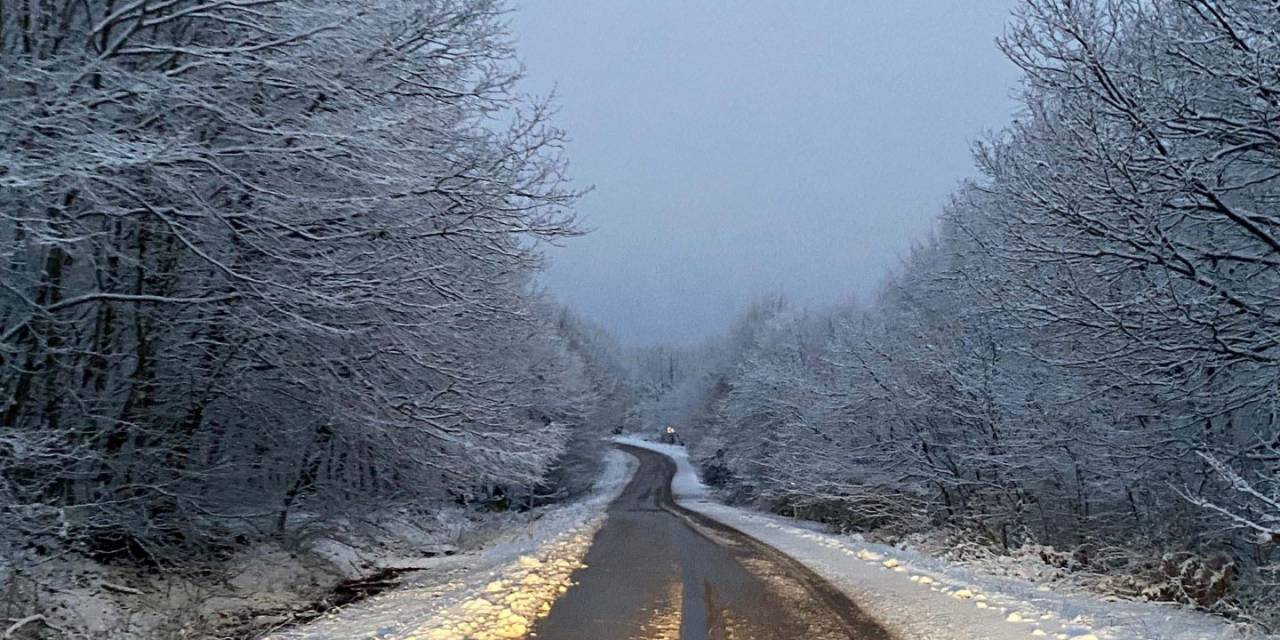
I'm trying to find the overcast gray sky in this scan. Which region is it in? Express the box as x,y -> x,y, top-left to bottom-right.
513,1 -> 1021,346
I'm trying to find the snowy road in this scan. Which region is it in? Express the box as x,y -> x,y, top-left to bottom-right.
530,445 -> 892,639
268,441 -> 1249,640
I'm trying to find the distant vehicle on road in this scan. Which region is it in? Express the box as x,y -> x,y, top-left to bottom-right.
659,425 -> 682,445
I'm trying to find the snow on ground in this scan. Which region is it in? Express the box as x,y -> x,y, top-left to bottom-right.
615,436 -> 1267,640
267,449 -> 637,640
6,541 -> 356,638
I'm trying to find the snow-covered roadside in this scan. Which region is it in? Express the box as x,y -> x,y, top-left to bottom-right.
3,508 -> 477,639
268,448 -> 637,640
616,436 -> 1266,640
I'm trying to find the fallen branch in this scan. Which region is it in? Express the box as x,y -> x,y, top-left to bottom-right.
100,581 -> 145,596
4,614 -> 62,639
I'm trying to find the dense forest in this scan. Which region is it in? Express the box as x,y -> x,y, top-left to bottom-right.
644,0 -> 1280,628
0,0 -> 636,576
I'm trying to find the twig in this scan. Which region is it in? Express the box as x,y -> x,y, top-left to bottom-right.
100,581 -> 145,596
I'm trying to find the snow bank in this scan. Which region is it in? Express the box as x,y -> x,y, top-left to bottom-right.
619,437 -> 1265,640
268,448 -> 638,640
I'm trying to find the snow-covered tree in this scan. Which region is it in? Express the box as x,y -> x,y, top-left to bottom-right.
670,0 -> 1280,622
0,0 -> 611,560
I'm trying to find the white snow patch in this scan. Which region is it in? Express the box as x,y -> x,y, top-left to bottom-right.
618,437 -> 1268,640
267,448 -> 637,640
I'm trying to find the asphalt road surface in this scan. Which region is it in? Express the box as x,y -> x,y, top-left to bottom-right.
530,445 -> 893,640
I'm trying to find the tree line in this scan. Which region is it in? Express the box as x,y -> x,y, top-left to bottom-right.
653,0 -> 1279,627
0,0 -> 628,564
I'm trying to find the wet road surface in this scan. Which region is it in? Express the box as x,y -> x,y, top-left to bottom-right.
530,445 -> 893,640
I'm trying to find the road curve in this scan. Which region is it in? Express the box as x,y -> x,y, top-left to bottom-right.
530,444 -> 893,640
